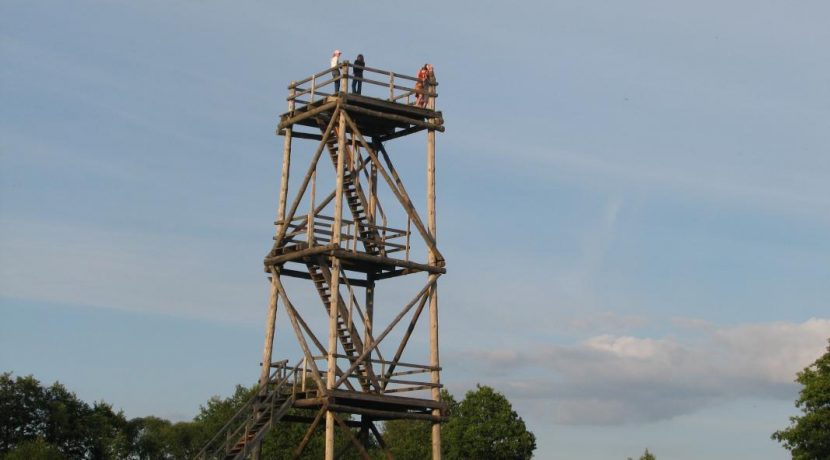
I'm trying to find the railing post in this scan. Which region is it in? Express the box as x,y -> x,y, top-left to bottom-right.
287,84 -> 296,114
341,61 -> 349,94
302,357 -> 307,392
388,72 -> 394,101
406,217 -> 411,261
310,75 -> 316,103
308,168 -> 316,245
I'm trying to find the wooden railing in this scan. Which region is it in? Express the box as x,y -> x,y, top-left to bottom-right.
286,62 -> 437,111
280,214 -> 410,259
299,355 -> 441,395
194,359 -> 299,460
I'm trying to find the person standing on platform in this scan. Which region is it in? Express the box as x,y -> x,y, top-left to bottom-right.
331,49 -> 342,93
415,64 -> 429,107
352,54 -> 365,95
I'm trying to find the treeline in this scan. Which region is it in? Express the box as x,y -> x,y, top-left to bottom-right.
0,373 -> 535,459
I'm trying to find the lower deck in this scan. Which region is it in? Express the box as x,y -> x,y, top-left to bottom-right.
287,388 -> 446,423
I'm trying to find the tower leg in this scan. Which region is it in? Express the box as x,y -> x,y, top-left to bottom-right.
427,123 -> 441,459
326,108 -> 348,460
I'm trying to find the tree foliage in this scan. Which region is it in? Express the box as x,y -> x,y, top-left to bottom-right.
772,339 -> 830,459
443,385 -> 536,459
3,437 -> 66,460
626,448 -> 656,460
0,373 -> 126,459
382,390 -> 457,460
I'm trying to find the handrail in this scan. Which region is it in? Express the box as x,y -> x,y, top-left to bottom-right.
194,359 -> 303,460
285,62 -> 437,112
298,355 -> 439,394
279,214 -> 409,258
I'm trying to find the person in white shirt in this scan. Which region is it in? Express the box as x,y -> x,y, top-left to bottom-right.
331,49 -> 342,93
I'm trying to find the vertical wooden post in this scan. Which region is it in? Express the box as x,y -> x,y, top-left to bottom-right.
369,161 -> 378,224
259,85 -> 294,389
366,157 -> 378,367
341,61 -> 349,94
253,85 -> 295,460
427,89 -> 441,459
325,107 -> 348,460
365,275 -> 375,367
308,169 -> 316,244
259,275 -> 280,387
277,86 -> 295,237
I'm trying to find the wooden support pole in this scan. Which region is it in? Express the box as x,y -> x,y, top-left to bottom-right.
369,422 -> 395,460
270,268 -> 327,394
293,406 -> 327,459
333,413 -> 372,460
427,106 -> 442,459
325,108 -> 348,460
375,140 -> 444,264
277,100 -> 337,131
382,291 -> 429,390
272,109 -> 339,250
258,86 -> 294,401
365,275 -> 375,372
258,276 -> 280,388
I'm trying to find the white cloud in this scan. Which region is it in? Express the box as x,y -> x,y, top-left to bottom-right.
457,318 -> 830,425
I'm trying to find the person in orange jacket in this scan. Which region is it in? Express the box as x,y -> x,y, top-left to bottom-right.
415,64 -> 429,107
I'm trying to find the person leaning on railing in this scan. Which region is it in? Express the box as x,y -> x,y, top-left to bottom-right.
352,54 -> 365,95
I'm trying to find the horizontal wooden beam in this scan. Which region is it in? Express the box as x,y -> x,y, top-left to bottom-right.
264,244 -> 336,266
278,130 -> 323,141
331,249 -> 445,274
327,404 -> 446,422
277,101 -> 337,131
281,414 -> 363,428
343,103 -> 445,132
375,125 -> 425,143
279,268 -> 371,288
328,389 -> 445,410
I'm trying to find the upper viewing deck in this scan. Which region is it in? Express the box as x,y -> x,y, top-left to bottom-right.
277,62 -> 445,142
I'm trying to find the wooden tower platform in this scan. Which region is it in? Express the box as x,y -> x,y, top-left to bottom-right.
196,61 -> 446,460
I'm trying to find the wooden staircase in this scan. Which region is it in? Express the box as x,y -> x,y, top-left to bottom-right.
306,259 -> 375,392
195,365 -> 297,460
222,394 -> 295,460
323,130 -> 383,255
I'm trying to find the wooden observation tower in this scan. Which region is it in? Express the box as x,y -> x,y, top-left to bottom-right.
196,61 -> 446,459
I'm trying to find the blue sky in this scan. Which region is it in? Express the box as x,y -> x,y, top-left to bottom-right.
2,1 -> 829,458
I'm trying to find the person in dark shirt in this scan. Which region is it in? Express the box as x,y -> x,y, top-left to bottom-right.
352,54 -> 365,95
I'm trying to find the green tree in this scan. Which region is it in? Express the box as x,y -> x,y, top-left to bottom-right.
639,448 -> 656,460
772,339 -> 830,459
382,419 -> 431,460
2,437 -> 65,460
0,373 -> 128,459
0,373 -> 46,453
382,390 -> 457,460
443,385 -> 536,460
